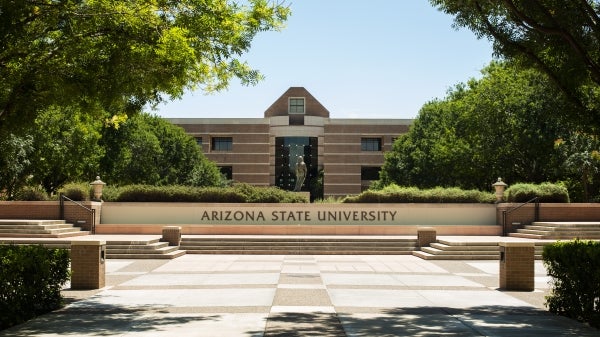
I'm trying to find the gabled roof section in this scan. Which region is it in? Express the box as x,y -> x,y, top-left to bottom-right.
264,87 -> 330,118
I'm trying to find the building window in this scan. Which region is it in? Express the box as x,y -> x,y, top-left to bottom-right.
195,137 -> 202,146
289,98 -> 305,114
361,166 -> 381,181
219,166 -> 233,180
212,137 -> 232,151
361,138 -> 382,151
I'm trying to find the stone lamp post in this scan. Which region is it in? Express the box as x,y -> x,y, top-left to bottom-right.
492,177 -> 508,203
90,176 -> 106,201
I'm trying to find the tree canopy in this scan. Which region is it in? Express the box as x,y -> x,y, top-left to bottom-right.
379,61 -> 600,200
0,0 -> 289,132
429,0 -> 600,131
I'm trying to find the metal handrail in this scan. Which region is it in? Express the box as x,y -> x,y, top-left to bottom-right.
59,193 -> 96,234
501,197 -> 539,236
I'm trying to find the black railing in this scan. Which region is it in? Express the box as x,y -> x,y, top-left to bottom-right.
59,193 -> 96,234
501,197 -> 539,236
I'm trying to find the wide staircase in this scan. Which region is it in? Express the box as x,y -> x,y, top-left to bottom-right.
412,238 -> 551,260
106,238 -> 186,259
181,236 -> 418,255
0,219 -> 89,238
509,221 -> 600,240
0,237 -> 185,259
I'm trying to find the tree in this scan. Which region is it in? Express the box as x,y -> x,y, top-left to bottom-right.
0,134 -> 33,200
554,132 -> 600,201
100,113 -> 224,187
27,106 -> 104,195
380,61 -> 574,192
0,0 -> 290,132
429,0 -> 600,130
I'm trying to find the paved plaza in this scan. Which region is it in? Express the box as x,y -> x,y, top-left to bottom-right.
1,254 -> 598,336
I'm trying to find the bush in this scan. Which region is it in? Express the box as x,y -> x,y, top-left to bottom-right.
105,184 -> 308,203
506,182 -> 569,203
0,245 -> 70,329
58,182 -> 91,201
13,186 -> 48,201
543,240 -> 600,328
343,184 -> 495,203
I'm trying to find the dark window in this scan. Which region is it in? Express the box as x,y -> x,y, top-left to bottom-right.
361,166 -> 381,180
195,137 -> 202,146
361,138 -> 382,151
289,98 -> 305,114
219,166 -> 233,180
275,137 -> 318,192
212,137 -> 232,151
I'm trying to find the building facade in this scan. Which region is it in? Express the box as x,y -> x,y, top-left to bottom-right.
169,87 -> 412,198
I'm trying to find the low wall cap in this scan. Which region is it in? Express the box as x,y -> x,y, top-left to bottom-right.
71,240 -> 106,246
499,241 -> 534,247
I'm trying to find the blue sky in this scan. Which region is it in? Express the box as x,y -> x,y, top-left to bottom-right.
154,1 -> 494,120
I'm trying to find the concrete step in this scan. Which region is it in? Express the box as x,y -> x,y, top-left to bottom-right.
0,220 -> 67,226
0,224 -> 76,230
180,237 -> 418,255
107,250 -> 186,259
108,245 -> 180,255
413,251 -> 500,260
421,246 -> 499,256
430,242 -> 498,251
186,249 -> 413,255
0,231 -> 90,238
0,219 -> 89,238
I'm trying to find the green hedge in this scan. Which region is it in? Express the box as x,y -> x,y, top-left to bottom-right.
0,245 -> 70,330
343,185 -> 496,203
543,240 -> 600,328
506,182 -> 569,203
104,183 -> 308,203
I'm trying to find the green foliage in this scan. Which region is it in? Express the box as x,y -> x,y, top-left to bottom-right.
28,106 -> 104,195
0,134 -> 34,200
429,0 -> 600,131
554,133 -> 600,202
100,113 -> 224,187
0,245 -> 70,330
104,184 -> 307,203
13,186 -> 49,201
343,184 -> 495,203
58,182 -> 91,201
380,61 -> 577,195
505,183 -> 570,203
0,0 -> 290,132
543,240 -> 600,328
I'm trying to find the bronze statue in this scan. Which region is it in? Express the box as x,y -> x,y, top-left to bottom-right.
294,156 -> 307,191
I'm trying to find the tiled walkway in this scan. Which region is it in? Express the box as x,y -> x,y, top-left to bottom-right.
1,254 -> 597,336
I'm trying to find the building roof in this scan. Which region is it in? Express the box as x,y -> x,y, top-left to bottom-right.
264,87 -> 330,118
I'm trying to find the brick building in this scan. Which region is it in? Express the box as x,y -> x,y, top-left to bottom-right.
169,87 -> 412,198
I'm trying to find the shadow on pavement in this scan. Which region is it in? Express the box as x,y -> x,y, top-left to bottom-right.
262,306 -> 598,337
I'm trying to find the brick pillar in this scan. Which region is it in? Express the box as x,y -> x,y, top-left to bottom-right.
71,240 -> 106,290
417,227 -> 436,248
162,226 -> 182,246
499,242 -> 534,291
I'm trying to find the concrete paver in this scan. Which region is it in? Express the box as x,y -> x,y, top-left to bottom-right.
1,253 -> 598,336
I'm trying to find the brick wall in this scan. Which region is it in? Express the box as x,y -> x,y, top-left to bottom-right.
497,203 -> 600,234
0,201 -> 102,232
499,243 -> 534,291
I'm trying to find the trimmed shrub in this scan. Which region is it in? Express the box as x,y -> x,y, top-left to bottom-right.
506,182 -> 569,203
13,186 -> 48,201
343,184 -> 495,203
543,240 -> 600,328
0,245 -> 70,329
105,184 -> 308,203
58,182 -> 91,201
